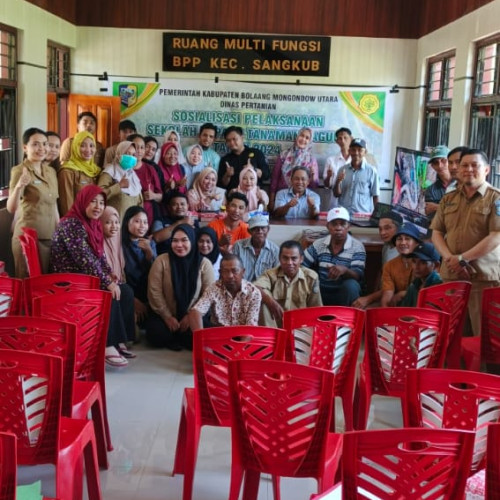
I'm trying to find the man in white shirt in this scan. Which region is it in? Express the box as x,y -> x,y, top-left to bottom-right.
323,127 -> 352,208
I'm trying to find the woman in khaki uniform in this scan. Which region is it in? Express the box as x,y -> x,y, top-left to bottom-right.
57,130 -> 101,216
7,128 -> 59,277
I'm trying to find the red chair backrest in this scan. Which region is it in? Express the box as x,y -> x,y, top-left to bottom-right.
229,359 -> 335,476
342,427 -> 475,500
0,316 -> 77,417
283,305 -> 365,388
404,368 -> 500,472
23,273 -> 100,315
0,277 -> 22,317
18,228 -> 42,277
0,349 -> 63,465
417,280 -> 471,367
481,287 -> 500,365
487,422 -> 500,500
363,307 -> 450,397
32,290 -> 111,382
193,326 -> 288,427
0,432 -> 16,500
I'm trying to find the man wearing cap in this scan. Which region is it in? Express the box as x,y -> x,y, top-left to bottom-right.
232,213 -> 279,282
431,148 -> 500,337
400,242 -> 443,307
255,240 -> 322,327
380,222 -> 421,307
333,138 -> 380,214
303,206 -> 366,306
424,145 -> 451,218
352,211 -> 403,309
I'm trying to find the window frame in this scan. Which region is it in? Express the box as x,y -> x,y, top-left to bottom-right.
422,50 -> 456,149
47,41 -> 70,94
0,23 -> 17,87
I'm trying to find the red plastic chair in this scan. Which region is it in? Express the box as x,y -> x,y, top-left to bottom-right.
462,286 -> 500,371
228,359 -> 342,500
33,290 -> 113,469
0,349 -> 102,500
404,368 -> 500,473
342,427 -> 474,500
0,316 -> 77,417
354,307 -> 450,430
417,280 -> 471,368
18,227 -> 42,277
23,272 -> 100,315
0,432 -> 16,500
283,306 -> 365,431
0,277 -> 22,317
172,326 -> 289,500
487,423 -> 500,500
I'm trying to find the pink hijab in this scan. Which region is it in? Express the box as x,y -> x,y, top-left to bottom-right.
235,165 -> 260,211
100,206 -> 125,282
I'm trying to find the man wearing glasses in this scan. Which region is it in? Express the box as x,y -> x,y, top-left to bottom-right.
431,148 -> 500,336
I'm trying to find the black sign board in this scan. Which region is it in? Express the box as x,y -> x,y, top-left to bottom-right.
163,32 -> 331,77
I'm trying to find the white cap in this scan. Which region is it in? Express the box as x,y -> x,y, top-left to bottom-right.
327,206 -> 350,222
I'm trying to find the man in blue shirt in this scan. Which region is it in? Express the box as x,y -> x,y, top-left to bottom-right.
333,138 -> 380,214
273,166 -> 320,219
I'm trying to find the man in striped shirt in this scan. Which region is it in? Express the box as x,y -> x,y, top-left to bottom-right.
303,206 -> 366,306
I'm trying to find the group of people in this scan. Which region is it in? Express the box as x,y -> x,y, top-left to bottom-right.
7,114 -> 500,366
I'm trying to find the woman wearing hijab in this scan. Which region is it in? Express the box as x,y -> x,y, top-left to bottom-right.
269,127 -> 319,210
128,134 -> 163,226
58,130 -> 101,216
187,167 -> 225,212
182,143 -> 206,189
231,164 -> 269,215
50,185 -> 135,367
121,206 -> 157,329
197,227 -> 222,279
146,224 -> 215,350
8,127 -> 59,277
157,141 -> 188,196
100,205 -> 137,355
98,140 -> 143,220
163,129 -> 186,164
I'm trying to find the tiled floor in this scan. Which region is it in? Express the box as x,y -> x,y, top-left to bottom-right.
18,343 -> 403,500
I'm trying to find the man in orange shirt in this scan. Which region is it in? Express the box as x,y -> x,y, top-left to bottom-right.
208,192 -> 250,254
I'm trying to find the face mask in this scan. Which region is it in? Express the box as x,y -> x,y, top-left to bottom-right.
120,154 -> 137,170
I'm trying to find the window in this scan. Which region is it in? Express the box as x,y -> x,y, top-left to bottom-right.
0,25 -> 16,85
470,35 -> 500,175
423,51 -> 455,149
0,24 -> 16,188
47,42 -> 70,94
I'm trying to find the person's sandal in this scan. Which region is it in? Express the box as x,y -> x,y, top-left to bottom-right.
118,343 -> 137,359
105,353 -> 129,367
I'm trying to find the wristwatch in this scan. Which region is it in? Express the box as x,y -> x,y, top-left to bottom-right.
458,254 -> 469,267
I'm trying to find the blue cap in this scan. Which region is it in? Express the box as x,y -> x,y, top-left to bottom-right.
429,145 -> 450,162
350,138 -> 367,149
392,222 -> 422,244
409,242 -> 441,262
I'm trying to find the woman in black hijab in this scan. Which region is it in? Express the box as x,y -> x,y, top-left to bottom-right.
146,224 -> 215,350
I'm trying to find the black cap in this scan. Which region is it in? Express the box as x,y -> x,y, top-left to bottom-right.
408,242 -> 441,262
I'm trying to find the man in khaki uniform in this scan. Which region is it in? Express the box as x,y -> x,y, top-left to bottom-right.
254,240 -> 322,328
431,148 -> 500,336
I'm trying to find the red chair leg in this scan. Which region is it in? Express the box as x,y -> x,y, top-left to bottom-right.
173,391 -> 189,475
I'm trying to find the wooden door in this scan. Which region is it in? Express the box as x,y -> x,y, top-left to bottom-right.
67,94 -> 121,148
47,92 -> 58,132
